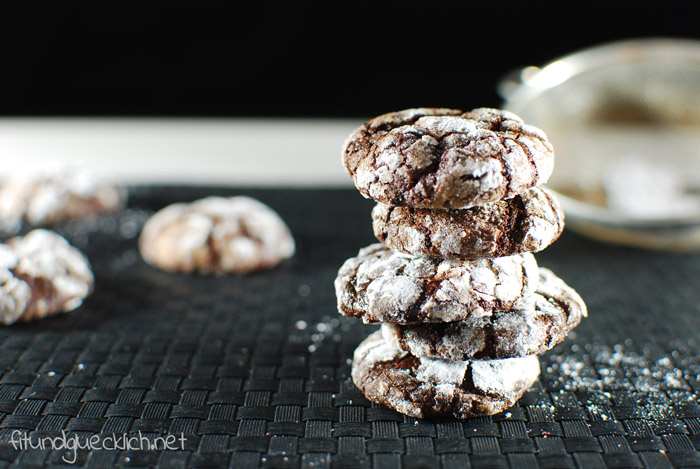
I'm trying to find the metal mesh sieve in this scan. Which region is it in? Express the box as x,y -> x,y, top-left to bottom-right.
502,38 -> 700,250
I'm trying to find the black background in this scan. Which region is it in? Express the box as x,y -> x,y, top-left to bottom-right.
1,1 -> 698,118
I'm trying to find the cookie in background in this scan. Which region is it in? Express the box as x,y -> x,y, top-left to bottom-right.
0,163 -> 127,234
0,229 -> 94,325
138,196 -> 295,274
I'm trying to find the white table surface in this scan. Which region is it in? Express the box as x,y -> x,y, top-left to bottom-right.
0,118 -> 365,187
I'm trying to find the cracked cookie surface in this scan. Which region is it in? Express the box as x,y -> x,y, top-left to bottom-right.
342,107 -> 554,209
382,268 -> 587,361
0,165 -> 127,233
351,330 -> 540,419
372,187 -> 564,260
335,243 -> 538,324
0,229 -> 94,325
139,196 -> 295,274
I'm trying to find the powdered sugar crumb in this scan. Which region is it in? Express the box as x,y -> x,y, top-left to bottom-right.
544,341 -> 694,395
299,315 -> 345,354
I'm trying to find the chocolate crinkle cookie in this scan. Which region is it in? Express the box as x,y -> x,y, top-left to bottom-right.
351,330 -> 541,420
0,229 -> 94,325
382,268 -> 587,361
342,107 -> 554,209
335,244 -> 538,324
139,196 -> 295,274
0,164 -> 127,233
372,186 -> 565,260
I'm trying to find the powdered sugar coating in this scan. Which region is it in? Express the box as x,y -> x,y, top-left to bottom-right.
0,165 -> 127,232
471,356 -> 541,397
342,107 -> 554,209
139,196 -> 295,274
351,330 -> 540,419
335,243 -> 538,324
0,229 -> 94,325
373,187 -> 565,260
0,246 -> 32,323
383,268 -> 588,360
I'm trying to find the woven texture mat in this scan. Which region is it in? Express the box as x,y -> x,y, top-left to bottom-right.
0,186 -> 699,469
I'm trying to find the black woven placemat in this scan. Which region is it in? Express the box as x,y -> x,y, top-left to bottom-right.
0,186 -> 698,469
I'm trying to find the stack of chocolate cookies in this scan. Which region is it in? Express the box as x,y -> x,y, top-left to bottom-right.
335,108 -> 587,420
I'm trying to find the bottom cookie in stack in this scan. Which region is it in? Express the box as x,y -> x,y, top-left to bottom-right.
352,330 -> 541,420
349,267 -> 587,419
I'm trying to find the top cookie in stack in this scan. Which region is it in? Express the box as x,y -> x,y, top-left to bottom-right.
336,107 -> 587,420
343,107 -> 553,209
